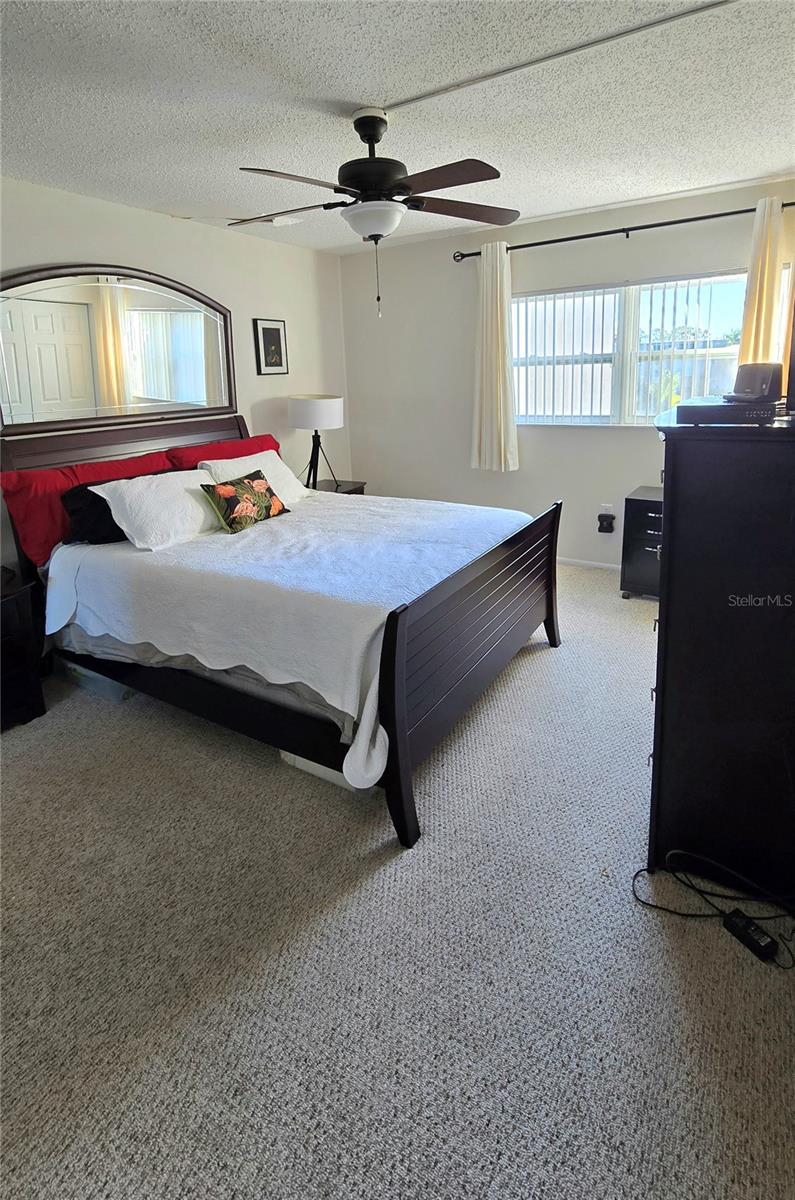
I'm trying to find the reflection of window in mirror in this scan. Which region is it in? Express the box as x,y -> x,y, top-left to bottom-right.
1,272 -> 231,428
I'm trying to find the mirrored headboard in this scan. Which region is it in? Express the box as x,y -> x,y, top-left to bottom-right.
0,264 -> 237,435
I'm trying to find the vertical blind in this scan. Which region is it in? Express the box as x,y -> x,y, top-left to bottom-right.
632,274 -> 746,420
125,310 -> 206,405
512,288 -> 621,424
512,271 -> 752,425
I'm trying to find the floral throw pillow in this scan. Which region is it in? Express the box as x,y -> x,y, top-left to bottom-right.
200,470 -> 288,533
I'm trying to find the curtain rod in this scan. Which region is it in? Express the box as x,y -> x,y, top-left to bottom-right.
451,201 -> 795,263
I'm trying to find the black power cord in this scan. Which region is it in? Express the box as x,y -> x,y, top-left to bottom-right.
779,927 -> 795,970
632,849 -> 795,970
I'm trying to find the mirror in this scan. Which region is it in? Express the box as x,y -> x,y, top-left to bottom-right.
0,267 -> 235,431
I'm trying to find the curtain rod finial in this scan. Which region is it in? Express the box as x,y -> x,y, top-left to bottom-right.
452,250 -> 465,263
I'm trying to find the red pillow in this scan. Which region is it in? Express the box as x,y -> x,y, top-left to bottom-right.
166,433 -> 280,471
1,450 -> 172,567
71,453 -> 171,485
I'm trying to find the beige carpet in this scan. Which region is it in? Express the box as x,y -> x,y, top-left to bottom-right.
1,565 -> 792,1200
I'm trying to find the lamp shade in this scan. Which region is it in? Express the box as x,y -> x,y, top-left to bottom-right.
288,393 -> 344,431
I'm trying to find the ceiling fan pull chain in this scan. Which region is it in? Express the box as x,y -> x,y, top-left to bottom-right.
374,239 -> 382,318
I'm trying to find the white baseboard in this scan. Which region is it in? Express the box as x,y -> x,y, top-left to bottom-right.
559,557 -> 621,571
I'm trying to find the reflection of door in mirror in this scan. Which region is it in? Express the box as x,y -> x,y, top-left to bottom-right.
0,270 -> 233,429
1,298 -> 97,423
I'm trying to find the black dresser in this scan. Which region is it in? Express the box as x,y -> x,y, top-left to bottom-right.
620,486 -> 663,599
648,412 -> 795,897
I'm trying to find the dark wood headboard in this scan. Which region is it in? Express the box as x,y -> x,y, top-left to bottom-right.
0,414 -> 251,582
0,413 -> 250,473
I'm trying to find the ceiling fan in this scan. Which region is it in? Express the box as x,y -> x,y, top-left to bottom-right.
229,108 -> 520,242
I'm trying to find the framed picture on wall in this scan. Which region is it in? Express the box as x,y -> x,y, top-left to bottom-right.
253,318 -> 288,375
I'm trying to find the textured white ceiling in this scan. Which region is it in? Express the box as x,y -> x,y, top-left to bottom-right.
1,1 -> 793,253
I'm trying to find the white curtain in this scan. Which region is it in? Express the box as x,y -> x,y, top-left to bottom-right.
96,281 -> 130,410
738,196 -> 783,365
471,240 -> 518,471
781,263 -> 794,395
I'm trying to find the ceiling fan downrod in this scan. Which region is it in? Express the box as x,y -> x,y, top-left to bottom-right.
352,107 -> 389,153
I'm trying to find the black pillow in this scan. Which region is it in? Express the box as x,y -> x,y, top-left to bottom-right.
61,483 -> 128,545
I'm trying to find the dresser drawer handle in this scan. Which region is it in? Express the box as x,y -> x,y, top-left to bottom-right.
646,512 -> 662,519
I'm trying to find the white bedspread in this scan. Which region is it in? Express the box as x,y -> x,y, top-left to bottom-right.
46,491 -> 532,787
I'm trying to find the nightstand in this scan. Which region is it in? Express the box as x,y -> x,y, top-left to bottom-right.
314,479 -> 366,495
620,486 -> 663,599
1,577 -> 46,731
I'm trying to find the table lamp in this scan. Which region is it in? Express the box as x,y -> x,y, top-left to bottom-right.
288,394 -> 344,489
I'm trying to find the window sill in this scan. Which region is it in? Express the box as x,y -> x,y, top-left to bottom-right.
516,420 -> 660,429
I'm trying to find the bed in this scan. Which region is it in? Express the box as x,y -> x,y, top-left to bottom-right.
1,414 -> 562,847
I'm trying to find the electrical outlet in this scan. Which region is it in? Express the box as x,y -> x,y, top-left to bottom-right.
597,503 -> 615,533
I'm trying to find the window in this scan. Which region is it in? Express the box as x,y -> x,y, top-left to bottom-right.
511,270 -> 767,426
631,274 -> 747,421
124,309 -> 206,405
512,287 -> 621,424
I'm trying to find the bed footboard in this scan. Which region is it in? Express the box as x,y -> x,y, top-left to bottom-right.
378,502 -> 562,847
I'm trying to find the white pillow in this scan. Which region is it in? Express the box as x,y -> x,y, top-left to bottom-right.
89,470 -> 218,551
198,449 -> 310,506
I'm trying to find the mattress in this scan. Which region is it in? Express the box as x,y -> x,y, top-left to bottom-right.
45,490 -> 532,786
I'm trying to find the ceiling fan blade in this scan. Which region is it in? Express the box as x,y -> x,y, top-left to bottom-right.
240,167 -> 358,196
399,159 -> 500,196
412,195 -> 519,226
228,203 -> 330,228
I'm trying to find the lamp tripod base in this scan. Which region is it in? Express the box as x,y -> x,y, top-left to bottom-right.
304,430 -> 339,489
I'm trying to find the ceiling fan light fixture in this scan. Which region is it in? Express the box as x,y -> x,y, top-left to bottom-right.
340,200 -> 406,240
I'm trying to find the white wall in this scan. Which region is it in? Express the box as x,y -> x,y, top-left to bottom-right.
4,175 -> 794,572
0,177 -> 350,479
340,179 -> 795,565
